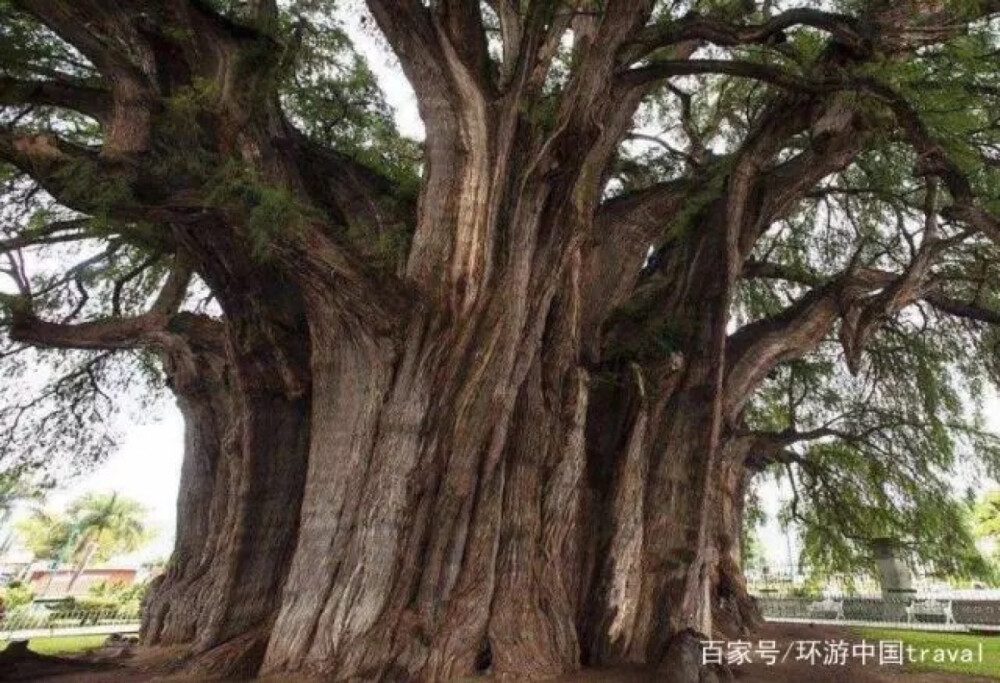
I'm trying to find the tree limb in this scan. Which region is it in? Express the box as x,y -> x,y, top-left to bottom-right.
625,8 -> 869,63
0,76 -> 111,122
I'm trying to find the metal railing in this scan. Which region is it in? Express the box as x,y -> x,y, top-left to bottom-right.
752,592 -> 1000,631
746,563 -> 1000,631
0,605 -> 141,641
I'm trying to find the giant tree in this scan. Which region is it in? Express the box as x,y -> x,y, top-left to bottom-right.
4,0 -> 1000,680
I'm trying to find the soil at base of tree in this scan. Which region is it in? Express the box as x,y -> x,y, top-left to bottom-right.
1,623 -> 994,683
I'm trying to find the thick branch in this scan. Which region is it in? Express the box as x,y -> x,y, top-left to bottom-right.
626,9 -> 869,63
5,253 -> 211,352
629,0 -> 1000,65
746,259 -> 1000,327
725,275 -> 848,419
0,76 -> 110,122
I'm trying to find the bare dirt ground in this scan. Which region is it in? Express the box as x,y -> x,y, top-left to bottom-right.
1,623 -> 995,682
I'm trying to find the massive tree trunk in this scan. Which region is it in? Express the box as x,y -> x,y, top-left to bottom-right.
131,198 -> 760,682
139,293 -> 746,682
10,1 -> 977,680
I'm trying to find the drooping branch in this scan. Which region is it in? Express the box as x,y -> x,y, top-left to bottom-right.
619,62 -> 1000,257
4,253 -> 214,354
627,0 -> 1000,66
859,79 -> 1000,246
745,259 -> 1000,328
728,237 -> 1000,416
837,182 -> 943,372
725,275 -> 846,421
594,91 -> 863,291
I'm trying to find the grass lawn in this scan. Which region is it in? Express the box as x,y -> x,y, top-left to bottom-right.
855,627 -> 1000,679
0,634 -> 107,655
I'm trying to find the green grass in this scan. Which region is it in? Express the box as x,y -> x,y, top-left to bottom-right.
1,634 -> 107,655
855,627 -> 1000,679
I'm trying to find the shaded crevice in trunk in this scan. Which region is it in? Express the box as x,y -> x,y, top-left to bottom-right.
142,243 -> 314,673
141,348 -> 235,646
583,364 -> 719,665
582,372 -> 761,670
711,457 -> 762,639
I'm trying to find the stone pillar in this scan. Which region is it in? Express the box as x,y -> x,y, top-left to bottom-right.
872,537 -> 915,621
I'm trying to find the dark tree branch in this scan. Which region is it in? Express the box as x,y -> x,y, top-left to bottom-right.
0,76 -> 111,122
626,8 -> 869,63
745,258 -> 1000,327
0,218 -> 92,253
6,252 -> 216,354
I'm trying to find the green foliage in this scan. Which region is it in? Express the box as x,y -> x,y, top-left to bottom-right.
729,41 -> 1000,570
277,3 -> 420,191
87,578 -> 147,602
743,317 -> 1000,578
0,581 -> 34,609
973,489 -> 1000,569
206,160 -> 316,259
16,509 -> 72,560
974,489 -> 1000,540
16,492 -> 153,564
64,492 -> 152,563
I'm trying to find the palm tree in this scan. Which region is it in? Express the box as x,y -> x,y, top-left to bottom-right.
64,493 -> 150,593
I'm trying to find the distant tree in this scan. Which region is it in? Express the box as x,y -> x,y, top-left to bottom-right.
15,506 -> 71,560
0,467 -> 51,554
63,493 -> 151,591
16,492 -> 152,591
974,489 -> 1000,562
